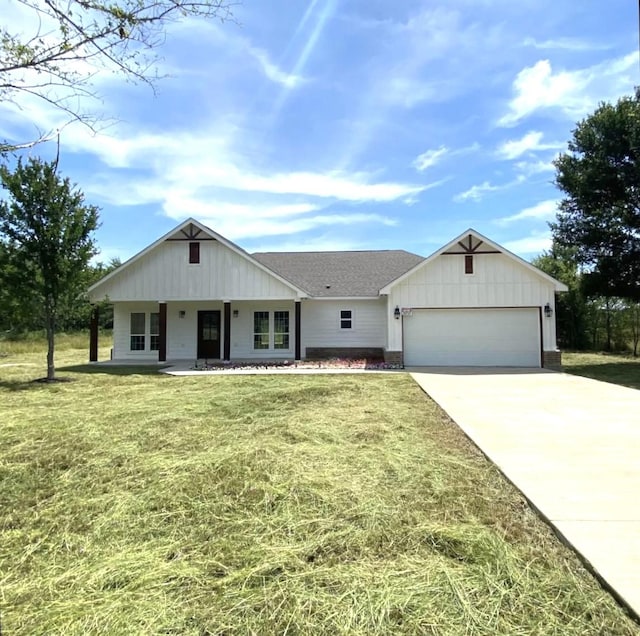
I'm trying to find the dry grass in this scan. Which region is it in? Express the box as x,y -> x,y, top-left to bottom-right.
0,343 -> 638,635
562,351 -> 640,390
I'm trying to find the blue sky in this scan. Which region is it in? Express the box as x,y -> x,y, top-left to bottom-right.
2,0 -> 638,263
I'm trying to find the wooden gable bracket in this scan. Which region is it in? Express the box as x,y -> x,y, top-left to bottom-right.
166,223 -> 216,241
443,233 -> 500,255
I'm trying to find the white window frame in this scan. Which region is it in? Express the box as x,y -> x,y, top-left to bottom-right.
253,311 -> 270,350
130,313 -> 146,351
130,311 -> 161,352
252,310 -> 291,351
274,310 -> 290,350
150,312 -> 160,351
340,309 -> 353,329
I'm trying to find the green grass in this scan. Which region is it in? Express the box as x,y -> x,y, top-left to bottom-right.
562,351 -> 640,391
1,345 -> 638,635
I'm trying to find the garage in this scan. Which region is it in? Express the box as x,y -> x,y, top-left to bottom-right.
403,307 -> 541,367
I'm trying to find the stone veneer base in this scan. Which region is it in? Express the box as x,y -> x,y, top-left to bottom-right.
543,350 -> 562,370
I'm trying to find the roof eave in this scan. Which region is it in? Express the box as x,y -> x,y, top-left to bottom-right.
380,228 -> 568,293
88,217 -> 308,299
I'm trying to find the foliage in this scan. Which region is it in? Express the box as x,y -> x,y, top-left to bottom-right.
552,95 -> 640,302
534,245 -> 639,355
532,246 -> 588,350
0,157 -> 99,378
1,0 -> 234,150
1,353 -> 637,634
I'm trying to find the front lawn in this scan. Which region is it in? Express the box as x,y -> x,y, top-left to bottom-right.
1,347 -> 637,634
562,351 -> 640,390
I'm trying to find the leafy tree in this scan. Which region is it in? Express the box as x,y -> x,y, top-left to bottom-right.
0,157 -> 99,379
532,246 -> 588,350
1,0 -> 234,150
552,95 -> 640,303
626,302 -> 640,357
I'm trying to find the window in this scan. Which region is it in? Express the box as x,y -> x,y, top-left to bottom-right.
274,311 -> 290,349
189,241 -> 200,264
252,310 -> 291,350
340,309 -> 352,329
464,254 -> 474,275
150,312 -> 160,351
130,313 -> 145,350
254,311 -> 270,349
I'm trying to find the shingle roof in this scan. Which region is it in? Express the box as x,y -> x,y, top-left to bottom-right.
252,250 -> 425,297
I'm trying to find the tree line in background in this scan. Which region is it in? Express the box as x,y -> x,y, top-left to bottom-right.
1,94 -> 639,382
534,94 -> 640,357
0,0 -> 234,379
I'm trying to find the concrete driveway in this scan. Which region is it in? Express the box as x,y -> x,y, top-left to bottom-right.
410,367 -> 640,619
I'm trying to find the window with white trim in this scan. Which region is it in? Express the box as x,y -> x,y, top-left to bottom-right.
130,313 -> 145,350
340,309 -> 352,329
253,310 -> 291,350
274,311 -> 290,349
254,311 -> 270,350
150,312 -> 160,351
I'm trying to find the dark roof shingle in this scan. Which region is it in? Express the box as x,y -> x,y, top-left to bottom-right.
252,250 -> 424,297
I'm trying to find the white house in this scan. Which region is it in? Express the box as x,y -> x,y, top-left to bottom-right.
87,218 -> 568,368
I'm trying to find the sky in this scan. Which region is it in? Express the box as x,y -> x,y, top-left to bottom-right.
1,0 -> 639,264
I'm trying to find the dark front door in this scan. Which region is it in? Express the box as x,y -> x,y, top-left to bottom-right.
197,310 -> 221,359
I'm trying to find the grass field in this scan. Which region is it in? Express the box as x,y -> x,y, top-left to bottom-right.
562,351 -> 640,391
1,341 -> 638,635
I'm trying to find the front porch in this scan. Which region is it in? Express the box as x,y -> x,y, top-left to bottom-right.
89,300 -> 302,363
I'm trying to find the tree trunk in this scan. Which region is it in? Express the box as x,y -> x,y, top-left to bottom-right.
632,303 -> 640,358
46,316 -> 56,380
605,297 -> 612,351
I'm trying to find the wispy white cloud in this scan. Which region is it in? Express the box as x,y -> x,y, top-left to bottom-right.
523,36 -> 612,52
168,17 -> 305,90
247,46 -> 305,88
498,52 -> 637,126
503,231 -> 553,256
496,131 -> 564,160
413,146 -> 448,171
454,176 -> 525,203
413,142 -> 479,173
496,199 -> 559,224
164,196 -> 396,240
515,159 -> 556,177
53,121 -> 426,205
454,182 -> 502,202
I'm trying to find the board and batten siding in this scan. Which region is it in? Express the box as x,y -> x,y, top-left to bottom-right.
229,301 -> 296,359
301,299 -> 387,353
387,253 -> 558,351
112,302 -> 162,361
113,300 -> 301,361
92,240 -> 298,302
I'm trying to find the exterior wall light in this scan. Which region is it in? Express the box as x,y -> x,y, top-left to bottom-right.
544,303 -> 553,318
394,306 -> 401,320
233,309 -> 239,318
179,310 -> 186,319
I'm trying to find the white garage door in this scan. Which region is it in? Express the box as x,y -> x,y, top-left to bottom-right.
403,308 -> 541,367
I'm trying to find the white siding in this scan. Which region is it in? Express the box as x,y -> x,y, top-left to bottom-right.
387,253 -> 557,352
113,301 -> 296,361
113,302 -> 160,361
166,301 -> 223,360
91,239 -> 298,302
301,299 -> 387,353
230,301 -> 296,360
